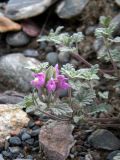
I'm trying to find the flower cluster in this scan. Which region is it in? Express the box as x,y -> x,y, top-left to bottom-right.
31,64 -> 70,93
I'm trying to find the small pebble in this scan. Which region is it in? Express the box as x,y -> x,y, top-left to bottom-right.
25,138 -> 34,145
26,155 -> 33,159
6,31 -> 30,47
31,129 -> 40,137
46,52 -> 58,65
23,49 -> 39,58
21,133 -> 31,141
28,121 -> 35,129
58,52 -> 70,64
9,146 -> 21,154
9,136 -> 21,146
2,151 -> 12,158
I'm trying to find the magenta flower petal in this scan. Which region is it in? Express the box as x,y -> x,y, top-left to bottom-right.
46,79 -> 56,93
55,64 -> 59,77
31,72 -> 45,89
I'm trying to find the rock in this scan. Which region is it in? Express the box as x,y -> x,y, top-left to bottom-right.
56,0 -> 89,19
0,15 -> 21,32
2,151 -> 12,159
59,89 -> 68,98
85,26 -> 96,36
0,104 -> 29,148
93,39 -> 104,52
46,52 -> 58,65
88,129 -> 120,150
22,19 -> 40,37
107,150 -> 120,160
0,91 -> 24,104
23,49 -> 39,58
0,154 -> 4,160
26,155 -> 33,159
70,59 -> 79,68
115,0 -> 120,7
39,121 -> 75,160
31,129 -> 40,137
58,52 -> 70,64
25,138 -> 34,145
9,146 -> 21,154
9,136 -> 21,146
0,53 -> 40,92
6,31 -> 30,47
110,14 -> 120,36
5,0 -> 56,20
21,133 -> 31,141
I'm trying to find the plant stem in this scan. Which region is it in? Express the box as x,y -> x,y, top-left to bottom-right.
72,53 -> 105,75
68,88 -> 72,107
32,91 -> 71,121
106,47 -> 118,76
103,37 -> 118,76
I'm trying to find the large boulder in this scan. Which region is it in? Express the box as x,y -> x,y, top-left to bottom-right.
5,0 -> 57,20
56,0 -> 89,19
0,104 -> 29,148
0,53 -> 40,92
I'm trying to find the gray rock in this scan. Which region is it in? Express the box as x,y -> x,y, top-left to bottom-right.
2,151 -> 12,159
0,154 -> 4,160
110,14 -> 120,36
9,136 -> 21,145
9,146 -> 21,154
0,93 -> 24,104
88,129 -> 120,150
21,133 -> 31,141
59,89 -> 68,98
58,52 -> 70,64
39,120 -> 75,160
70,59 -> 79,68
31,129 -> 40,137
5,0 -> 56,20
46,52 -> 58,65
25,138 -> 34,145
93,39 -> 104,52
85,26 -> 96,35
56,0 -> 89,19
115,0 -> 120,7
6,31 -> 30,47
0,53 -> 40,92
23,49 -> 39,58
107,150 -> 120,160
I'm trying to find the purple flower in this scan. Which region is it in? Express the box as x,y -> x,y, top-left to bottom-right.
55,64 -> 59,77
31,72 -> 45,89
46,79 -> 56,93
56,75 -> 70,90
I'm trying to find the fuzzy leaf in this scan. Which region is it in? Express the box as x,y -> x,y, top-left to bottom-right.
20,94 -> 34,109
71,32 -> 84,44
98,91 -> 109,99
73,88 -> 96,107
78,64 -> 99,80
25,62 -> 49,73
100,16 -> 111,27
88,103 -> 112,114
50,103 -> 73,116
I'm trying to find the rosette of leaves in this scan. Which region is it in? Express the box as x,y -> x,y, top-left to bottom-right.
95,16 -> 114,39
38,26 -> 84,53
